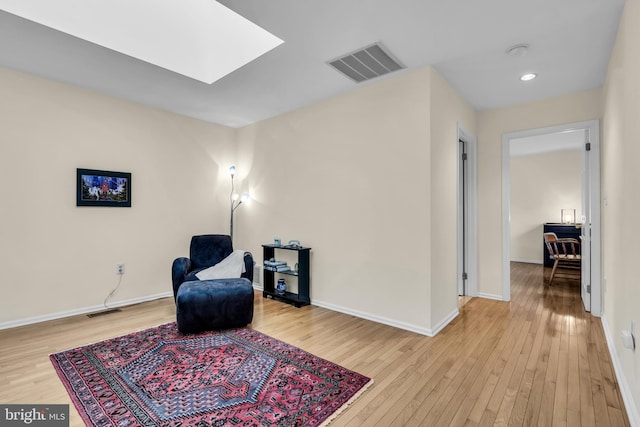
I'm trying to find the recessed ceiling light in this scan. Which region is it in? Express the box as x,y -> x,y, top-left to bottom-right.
520,73 -> 537,81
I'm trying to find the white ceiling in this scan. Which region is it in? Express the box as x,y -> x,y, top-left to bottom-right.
0,0 -> 626,128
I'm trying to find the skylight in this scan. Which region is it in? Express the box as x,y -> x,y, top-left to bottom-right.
0,0 -> 284,84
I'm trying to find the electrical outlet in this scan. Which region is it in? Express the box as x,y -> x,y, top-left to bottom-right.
116,264 -> 125,275
622,320 -> 637,351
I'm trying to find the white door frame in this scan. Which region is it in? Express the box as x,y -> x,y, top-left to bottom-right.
458,124 -> 478,297
501,120 -> 601,316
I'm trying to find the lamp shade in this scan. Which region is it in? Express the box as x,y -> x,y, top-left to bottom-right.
561,209 -> 576,224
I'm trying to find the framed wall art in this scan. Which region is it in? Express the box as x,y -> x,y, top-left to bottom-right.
76,168 -> 132,207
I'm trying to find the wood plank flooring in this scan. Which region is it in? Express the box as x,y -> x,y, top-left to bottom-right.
0,262 -> 630,426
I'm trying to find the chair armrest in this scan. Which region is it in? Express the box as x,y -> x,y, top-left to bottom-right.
172,257 -> 192,300
242,252 -> 254,283
557,238 -> 580,244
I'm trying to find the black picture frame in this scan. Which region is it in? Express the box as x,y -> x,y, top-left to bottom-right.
76,168 -> 132,207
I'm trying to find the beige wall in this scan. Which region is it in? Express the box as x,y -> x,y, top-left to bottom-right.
510,150 -> 582,263
236,67 -> 433,331
0,64 -> 475,334
428,69 -> 477,327
0,67 -> 236,325
602,0 -> 640,419
235,66 -> 474,334
476,88 -> 602,298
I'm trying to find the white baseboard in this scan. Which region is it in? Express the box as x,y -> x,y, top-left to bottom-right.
310,299 -> 458,337
601,315 -> 640,427
0,292 -> 173,331
431,308 -> 460,335
1,283 -> 268,331
252,283 -> 457,336
476,292 -> 505,301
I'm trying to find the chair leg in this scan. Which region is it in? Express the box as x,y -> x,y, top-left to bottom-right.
549,259 -> 559,285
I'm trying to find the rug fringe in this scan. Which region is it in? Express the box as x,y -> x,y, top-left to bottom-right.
319,378 -> 374,427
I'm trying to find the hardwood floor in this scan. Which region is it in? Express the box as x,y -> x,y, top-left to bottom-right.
0,262 -> 630,426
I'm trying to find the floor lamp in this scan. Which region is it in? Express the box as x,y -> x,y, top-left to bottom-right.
229,165 -> 249,242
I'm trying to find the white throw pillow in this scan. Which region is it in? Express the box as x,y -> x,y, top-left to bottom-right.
196,249 -> 247,280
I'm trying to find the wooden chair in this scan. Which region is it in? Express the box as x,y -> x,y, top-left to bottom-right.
543,232 -> 581,285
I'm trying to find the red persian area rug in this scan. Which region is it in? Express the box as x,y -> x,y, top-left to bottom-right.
50,323 -> 372,427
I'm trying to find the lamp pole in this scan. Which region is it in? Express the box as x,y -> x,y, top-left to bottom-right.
230,165 -> 236,241
230,199 -> 235,241
229,165 -> 249,242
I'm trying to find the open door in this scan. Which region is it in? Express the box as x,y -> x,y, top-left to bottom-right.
580,130 -> 592,311
459,138 -> 468,296
579,125 -> 603,312
457,124 -> 478,298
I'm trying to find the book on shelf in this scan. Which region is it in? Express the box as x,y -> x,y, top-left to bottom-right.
264,259 -> 287,267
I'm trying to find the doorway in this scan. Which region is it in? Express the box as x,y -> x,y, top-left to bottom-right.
458,124 -> 478,301
501,120 -> 601,315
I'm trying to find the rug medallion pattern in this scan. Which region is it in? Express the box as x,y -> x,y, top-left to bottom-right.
50,323 -> 372,426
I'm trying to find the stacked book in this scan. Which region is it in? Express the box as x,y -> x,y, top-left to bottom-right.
264,259 -> 290,272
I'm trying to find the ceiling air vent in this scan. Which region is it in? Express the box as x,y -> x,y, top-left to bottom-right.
328,42 -> 405,83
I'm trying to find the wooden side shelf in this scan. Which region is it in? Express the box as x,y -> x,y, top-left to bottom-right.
262,244 -> 310,307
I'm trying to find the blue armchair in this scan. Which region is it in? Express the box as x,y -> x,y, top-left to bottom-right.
171,234 -> 254,300
172,235 -> 255,333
